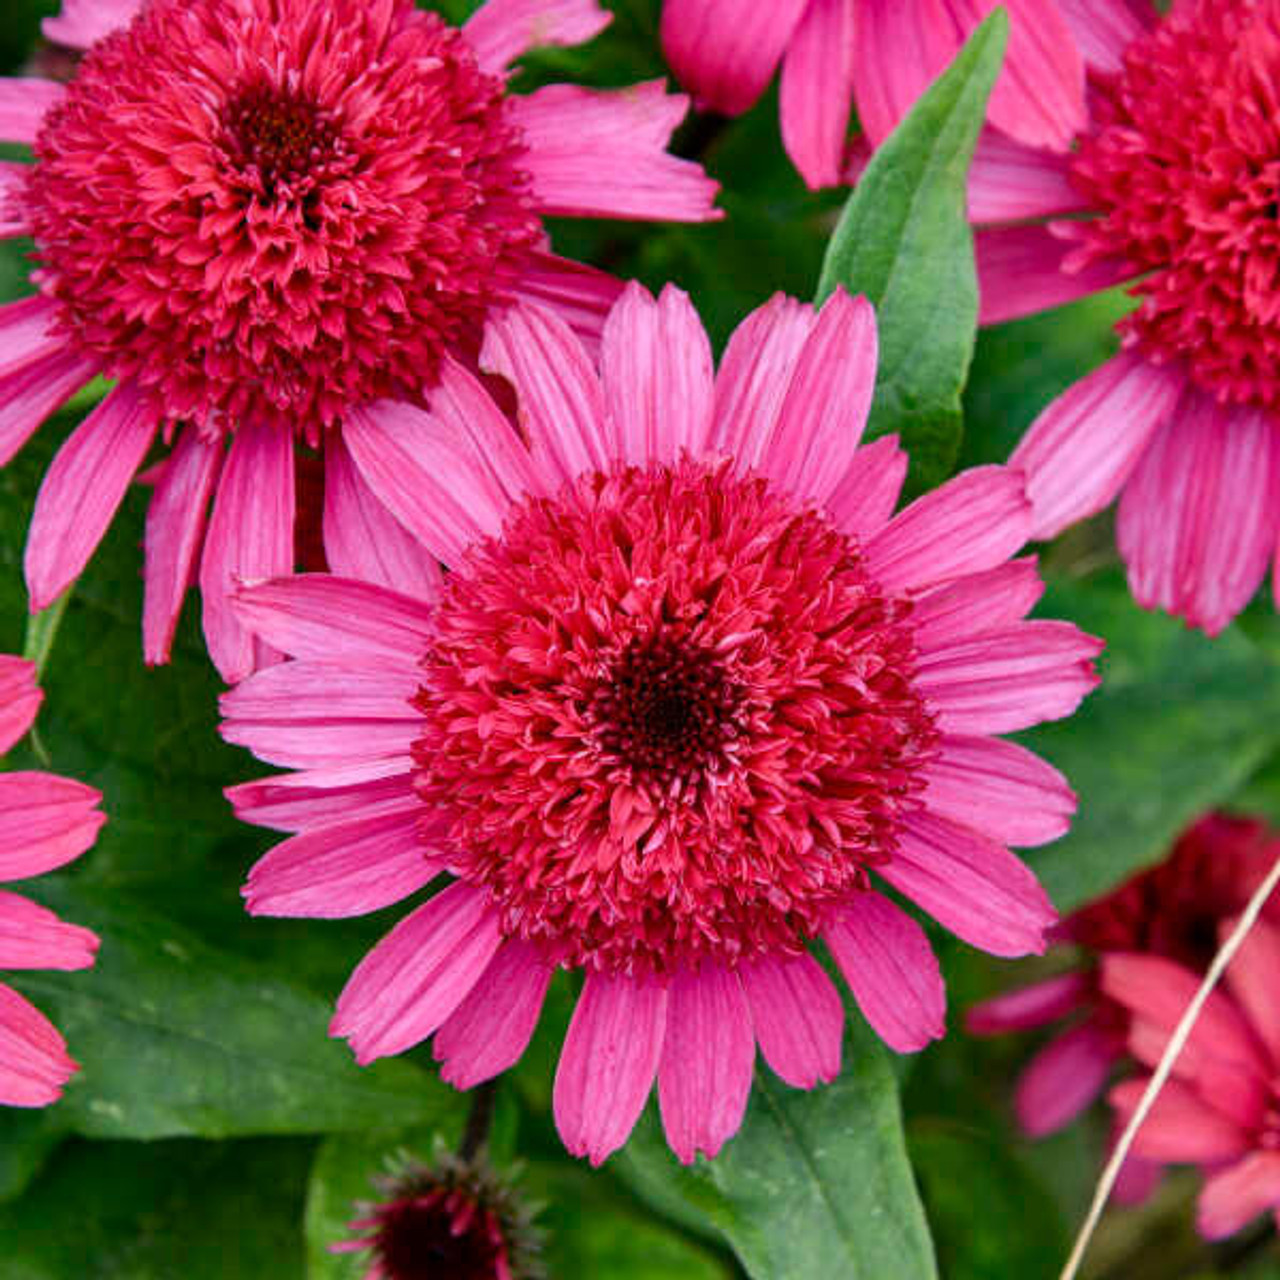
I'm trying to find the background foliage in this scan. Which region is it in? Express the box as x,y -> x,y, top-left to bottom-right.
3,2 -> 1280,1276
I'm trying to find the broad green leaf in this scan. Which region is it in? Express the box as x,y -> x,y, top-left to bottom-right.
9,881 -> 464,1140
616,1014 -> 937,1280
0,1136 -> 311,1279
1023,571 -> 1280,913
816,11 -> 1008,493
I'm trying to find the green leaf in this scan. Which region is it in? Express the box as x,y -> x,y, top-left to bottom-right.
0,1136 -> 311,1279
816,10 -> 1008,493
616,1014 -> 937,1280
8,881 -> 464,1141
1023,571 -> 1280,913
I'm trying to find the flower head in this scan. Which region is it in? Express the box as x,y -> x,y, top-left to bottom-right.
0,655 -> 103,1106
969,0 -> 1280,633
222,284 -> 1101,1165
0,0 -> 718,679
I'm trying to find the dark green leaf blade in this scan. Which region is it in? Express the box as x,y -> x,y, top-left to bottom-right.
816,10 -> 1008,492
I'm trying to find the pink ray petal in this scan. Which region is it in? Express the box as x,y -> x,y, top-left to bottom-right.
511,251 -> 626,350
658,964 -> 755,1163
825,435 -> 909,542
966,971 -> 1090,1035
1014,1020 -> 1116,1136
43,0 -> 143,50
0,890 -> 98,971
1054,0 -> 1152,75
0,79 -> 64,145
1110,1078 -> 1251,1165
463,0 -> 611,76
0,657 -> 41,754
911,559 -> 1044,648
221,658 -> 419,730
554,971 -> 668,1166
0,345 -> 98,470
740,951 -> 844,1089
968,128 -> 1088,224
0,162 -> 30,238
0,773 -> 104,880
0,982 -> 77,1108
1220,918 -> 1280,1070
226,768 -> 416,835
1198,1153 -> 1280,1242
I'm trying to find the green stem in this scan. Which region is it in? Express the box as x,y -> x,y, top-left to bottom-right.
23,588 -> 73,682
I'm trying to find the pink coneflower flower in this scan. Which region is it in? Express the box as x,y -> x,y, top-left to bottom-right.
1104,914 -> 1280,1240
221,285 -> 1101,1166
335,1146 -> 544,1280
971,0 -> 1280,634
0,654 -> 102,1106
0,0 -> 718,681
968,814 -> 1280,1200
659,0 -> 1091,190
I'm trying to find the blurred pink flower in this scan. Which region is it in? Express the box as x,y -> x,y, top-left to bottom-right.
222,283 -> 1100,1166
0,0 -> 718,681
971,0 -> 1280,633
1104,911 -> 1280,1240
967,813 -> 1280,1202
0,655 -> 102,1107
659,0 -> 1090,189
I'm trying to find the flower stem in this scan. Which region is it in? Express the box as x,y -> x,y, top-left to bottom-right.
458,1079 -> 498,1163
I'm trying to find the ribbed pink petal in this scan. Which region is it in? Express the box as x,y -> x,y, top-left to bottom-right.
322,434 -> 443,601
1118,396 -> 1280,636
554,972 -> 668,1166
940,0 -> 1085,152
885,811 -> 1057,958
230,575 -> 436,664
344,400 -> 500,564
740,950 -> 843,1089
1110,1078 -> 1251,1164
600,282 -> 714,466
1221,918 -> 1280,1070
923,735 -> 1075,847
512,82 -> 719,222
968,129 -> 1088,224
0,345 -> 98,469
1014,1020 -> 1116,1136
481,301 -> 608,484
332,882 -> 504,1065
220,708 -> 419,771
911,559 -> 1044,648
511,252 -> 626,350
434,939 -> 553,1089
778,0 -> 857,189
708,293 -> 815,467
0,297 -> 65,382
965,971 -> 1090,1034
463,0 -> 610,76
142,429 -> 221,666
1054,0 -> 1151,74
658,965 -> 755,1163
977,224 -> 1132,325
0,891 -> 98,970
660,0 -> 808,116
864,465 -> 1031,594
227,768 -> 415,834
1199,1154 -> 1280,1242
825,893 -> 946,1053
825,435 -> 909,541
25,381 -> 158,610
1011,352 -> 1185,541
244,809 -> 444,919
0,772 -> 104,880
0,982 -> 76,1108
0,79 -> 64,145
43,0 -> 142,49
917,620 -> 1103,734
0,656 -> 41,754
0,162 -> 30,238
761,289 -> 878,507
199,419 -> 294,683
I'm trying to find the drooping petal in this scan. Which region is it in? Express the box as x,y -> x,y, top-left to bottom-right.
0,79 -> 64,145
658,964 -> 755,1163
0,344 -> 97,469
25,381 -> 159,611
911,559 -> 1045,648
965,971 -> 1090,1034
554,972 -> 668,1166
660,0 -> 808,116
824,893 -> 946,1053
760,289 -> 878,508
0,657 -> 41,754
825,435 -> 909,542
1011,352 -> 1185,540
1109,1078 -> 1251,1164
1014,1020 -> 1116,1136
600,283 -> 715,466
1054,0 -> 1152,74
922,735 -> 1075,847
1198,1153 -> 1280,1242
143,429 -> 222,666
884,811 -> 1057,958
1117,396 -> 1280,636
778,0 -> 858,190
322,434 -> 444,602
226,767 -> 416,834
0,891 -> 98,971
434,939 -> 553,1089
0,773 -> 104,880
199,419 -> 294,684
0,982 -> 77,1108
511,82 -> 719,222
331,882 -> 504,1064
1220,917 -> 1280,1070
968,129 -> 1089,224
43,0 -> 143,50
463,0 -> 610,76
510,251 -> 626,349
740,950 -> 844,1089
